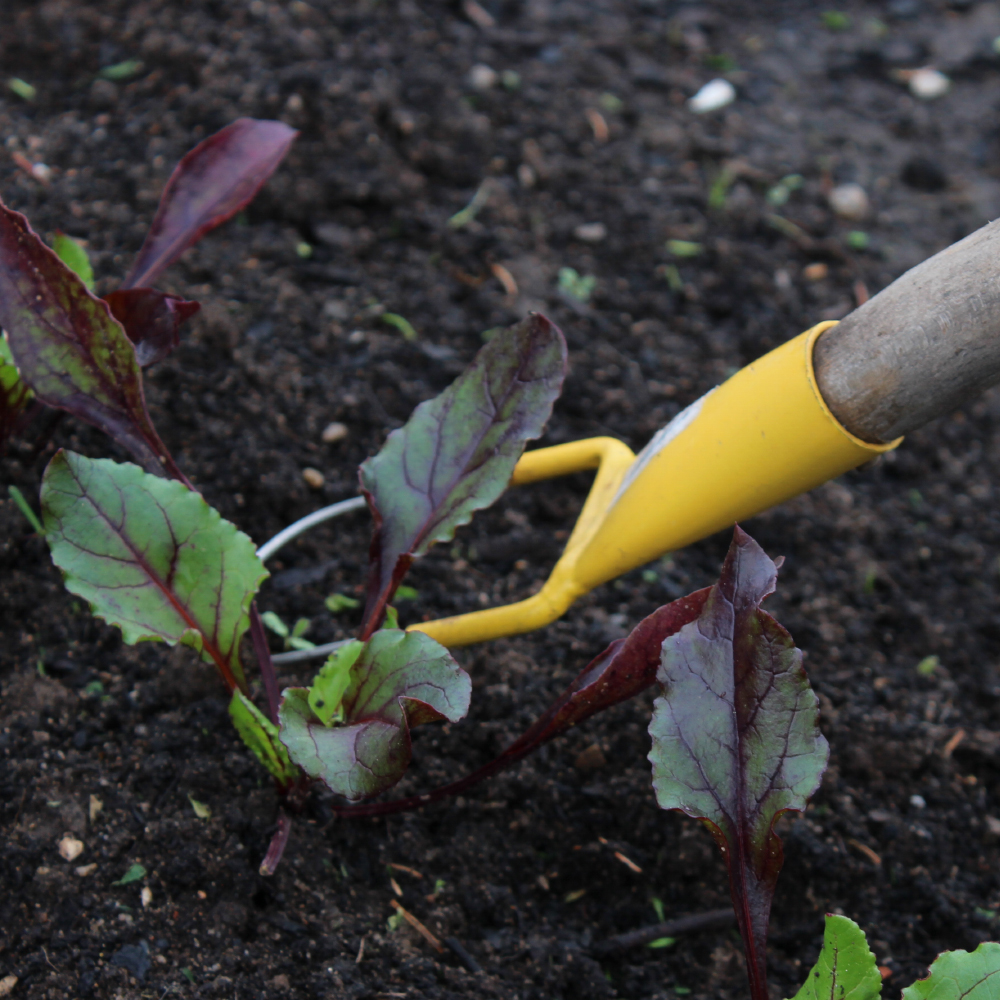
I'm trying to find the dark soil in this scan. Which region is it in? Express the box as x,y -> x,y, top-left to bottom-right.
5,1 -> 1000,998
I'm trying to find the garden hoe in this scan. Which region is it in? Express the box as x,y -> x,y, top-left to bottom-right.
269,218 -> 1000,658
408,218 -> 1000,647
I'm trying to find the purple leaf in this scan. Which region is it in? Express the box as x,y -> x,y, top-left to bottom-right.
104,289 -> 200,366
359,314 -> 567,636
122,118 -> 298,289
323,589 -> 711,818
0,201 -> 185,480
278,629 -> 471,800
648,526 -> 828,1000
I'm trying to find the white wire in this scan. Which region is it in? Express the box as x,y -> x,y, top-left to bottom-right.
256,495 -> 367,562
272,639 -> 350,665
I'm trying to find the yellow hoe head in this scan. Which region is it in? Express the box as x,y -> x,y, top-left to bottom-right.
409,322 -> 899,648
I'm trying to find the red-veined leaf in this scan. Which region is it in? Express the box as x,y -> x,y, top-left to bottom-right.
41,451 -> 268,693
278,628 -> 471,800
104,289 -> 201,366
0,200 -> 183,479
359,313 -> 567,637
122,118 -> 297,289
648,526 -> 828,1000
323,589 -> 711,817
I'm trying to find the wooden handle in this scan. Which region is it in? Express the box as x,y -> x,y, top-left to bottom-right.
814,218 -> 1000,444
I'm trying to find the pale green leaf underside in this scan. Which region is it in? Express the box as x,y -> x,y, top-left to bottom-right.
41,452 -> 267,687
902,943 -> 1000,1000
788,915 -> 881,1000
228,691 -> 297,784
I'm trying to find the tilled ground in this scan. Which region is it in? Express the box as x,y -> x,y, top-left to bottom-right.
5,1 -> 1000,998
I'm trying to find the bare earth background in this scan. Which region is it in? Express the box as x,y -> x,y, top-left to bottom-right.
4,1 -> 1000,998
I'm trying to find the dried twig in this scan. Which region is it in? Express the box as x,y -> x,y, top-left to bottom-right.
592,907 -> 735,956
391,900 -> 444,953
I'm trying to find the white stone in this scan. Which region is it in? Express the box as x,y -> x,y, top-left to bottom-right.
909,68 -> 950,100
58,836 -> 84,862
828,183 -> 869,221
688,78 -> 736,114
573,222 -> 607,243
321,421 -> 348,444
469,64 -> 498,91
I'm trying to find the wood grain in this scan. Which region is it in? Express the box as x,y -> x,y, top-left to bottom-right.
814,219 -> 1000,443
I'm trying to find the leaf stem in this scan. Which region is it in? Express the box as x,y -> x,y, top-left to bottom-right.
258,808 -> 292,876
249,602 -> 280,725
8,485 -> 44,534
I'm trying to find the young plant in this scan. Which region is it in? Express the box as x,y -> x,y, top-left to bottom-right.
0,117 -> 297,459
0,147 -> 569,868
648,527 -> 828,1000
789,913 -> 1000,1000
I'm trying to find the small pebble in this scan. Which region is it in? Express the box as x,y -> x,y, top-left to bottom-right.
688,78 -> 736,114
58,835 -> 84,862
803,262 -> 829,282
468,64 -> 498,91
573,222 -> 607,243
984,816 -> 1000,842
302,468 -> 325,489
909,67 -> 950,100
271,974 -> 291,990
828,183 -> 869,221
321,421 -> 348,444
574,744 -> 607,770
517,163 -> 536,188
0,975 -> 18,998
141,886 -> 153,908
909,793 -> 926,809
75,863 -> 98,876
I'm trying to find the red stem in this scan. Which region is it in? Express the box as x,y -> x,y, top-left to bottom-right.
249,602 -> 280,725
259,808 -> 292,876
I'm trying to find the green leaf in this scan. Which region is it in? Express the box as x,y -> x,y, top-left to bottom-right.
291,617 -> 311,639
666,239 -> 703,258
649,527 -> 829,999
51,233 -> 95,291
279,628 -> 471,800
8,78 -> 35,101
326,593 -> 361,613
98,59 -> 144,80
188,796 -> 211,819
359,314 -> 566,635
261,611 -> 289,638
288,636 -> 316,651
41,452 -> 268,691
394,585 -> 419,601
917,655 -> 939,677
0,334 -> 32,447
308,640 -> 364,725
8,485 -> 44,535
113,862 -> 147,886
382,313 -> 418,342
557,267 -> 597,303
648,937 -> 676,949
902,942 -> 1000,1000
788,915 -> 881,1000
821,10 -> 851,30
228,690 -> 298,785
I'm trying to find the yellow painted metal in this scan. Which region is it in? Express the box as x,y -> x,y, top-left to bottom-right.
409,322 -> 901,647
